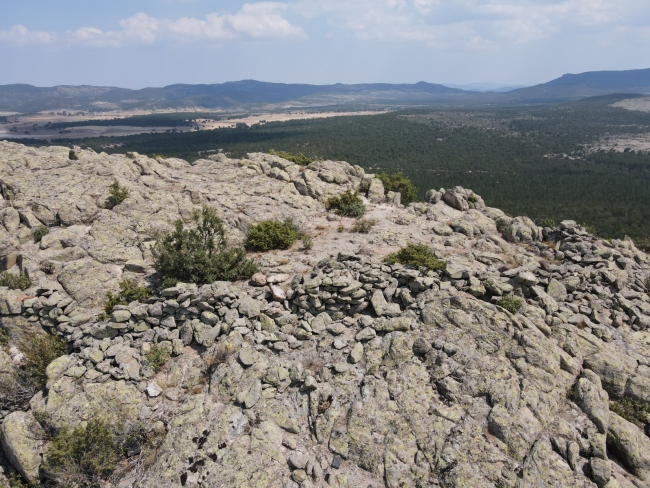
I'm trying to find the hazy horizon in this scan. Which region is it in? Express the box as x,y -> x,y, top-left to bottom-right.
1,1 -> 649,89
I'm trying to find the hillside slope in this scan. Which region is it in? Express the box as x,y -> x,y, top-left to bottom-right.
0,142 -> 650,487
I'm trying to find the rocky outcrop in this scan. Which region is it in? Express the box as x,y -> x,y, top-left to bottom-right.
1,141 -> 650,487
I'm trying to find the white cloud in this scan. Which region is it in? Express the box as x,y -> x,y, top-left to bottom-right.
292,0 -> 650,48
0,25 -> 54,44
1,3 -> 305,48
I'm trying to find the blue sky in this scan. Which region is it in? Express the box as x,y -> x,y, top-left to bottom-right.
1,0 -> 649,88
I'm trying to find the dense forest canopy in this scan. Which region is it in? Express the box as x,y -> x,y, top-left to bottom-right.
9,95 -> 650,240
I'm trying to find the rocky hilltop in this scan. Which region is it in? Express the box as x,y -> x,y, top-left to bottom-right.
1,140 -> 650,487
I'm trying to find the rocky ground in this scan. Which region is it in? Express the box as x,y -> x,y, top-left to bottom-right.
1,140 -> 650,487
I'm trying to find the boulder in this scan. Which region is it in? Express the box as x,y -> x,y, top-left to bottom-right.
1,411 -> 44,484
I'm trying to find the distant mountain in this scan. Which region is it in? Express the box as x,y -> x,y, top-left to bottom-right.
0,80 -> 469,113
545,68 -> 650,90
2,69 -> 649,113
496,68 -> 650,103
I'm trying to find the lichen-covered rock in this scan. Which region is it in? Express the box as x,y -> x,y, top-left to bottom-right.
0,411 -> 44,484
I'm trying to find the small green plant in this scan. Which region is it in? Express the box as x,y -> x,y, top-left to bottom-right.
376,172 -> 418,205
302,234 -> 313,251
68,149 -> 78,161
337,224 -> 345,233
247,218 -> 299,252
0,271 -> 33,291
39,411 -> 165,487
269,149 -> 312,166
45,416 -> 122,486
0,327 -> 8,346
497,295 -> 523,314
0,331 -> 67,410
108,179 -> 129,208
151,153 -> 167,159
646,276 -> 650,291
33,225 -> 49,243
385,243 -> 446,271
610,398 -> 650,427
351,218 -> 377,233
144,344 -> 171,373
104,279 -> 152,315
152,206 -> 258,285
7,472 -> 31,488
467,193 -> 479,204
327,191 -> 366,218
537,217 -> 557,228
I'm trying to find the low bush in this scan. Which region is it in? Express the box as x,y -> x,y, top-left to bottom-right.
45,416 -> 121,486
41,412 -> 165,487
108,179 -> 129,208
152,206 -> 258,285
0,271 -> 33,291
327,191 -> 366,218
537,217 -> 557,228
144,344 -> 171,373
376,172 -> 418,205
104,279 -> 152,315
610,398 -> 650,427
384,243 -> 446,271
247,218 -> 299,251
351,218 -> 377,233
0,331 -> 67,410
302,234 -> 313,251
33,225 -> 49,243
498,295 -> 523,314
269,149 -> 312,166
0,327 -> 8,345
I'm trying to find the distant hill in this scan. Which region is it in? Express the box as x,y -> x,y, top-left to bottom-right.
0,81 -> 469,113
2,69 -> 650,113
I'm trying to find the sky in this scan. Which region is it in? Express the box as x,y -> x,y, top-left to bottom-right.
0,0 -> 649,88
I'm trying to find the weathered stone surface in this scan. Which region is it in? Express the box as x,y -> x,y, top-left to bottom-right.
1,143 -> 649,488
0,411 -> 44,484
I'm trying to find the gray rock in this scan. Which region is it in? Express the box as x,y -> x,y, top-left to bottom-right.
0,411 -> 44,484
239,295 -> 261,318
607,413 -> 650,481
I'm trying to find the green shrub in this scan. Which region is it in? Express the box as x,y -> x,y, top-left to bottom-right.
45,416 -> 122,486
376,172 -> 418,205
646,276 -> 650,291
104,279 -> 152,315
152,206 -> 258,285
33,225 -> 49,243
41,412 -> 165,487
337,224 -> 345,233
537,217 -> 557,228
7,472 -> 30,488
68,149 -> 78,161
0,327 -> 8,346
144,344 -> 170,373
351,218 -> 377,233
0,332 -> 67,410
327,191 -> 366,218
498,295 -> 523,314
108,179 -> 129,208
269,149 -> 312,166
302,234 -> 313,251
385,243 -> 446,271
0,271 -> 32,291
247,218 -> 299,251
610,398 -> 650,427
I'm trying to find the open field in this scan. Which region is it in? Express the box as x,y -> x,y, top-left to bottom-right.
0,110 -> 386,139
